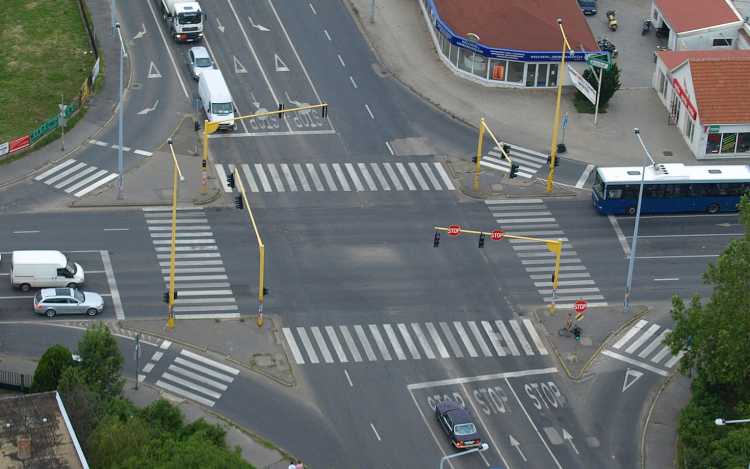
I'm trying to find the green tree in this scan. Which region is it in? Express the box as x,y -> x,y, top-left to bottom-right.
574,62 -> 621,112
664,196 -> 750,392
75,321 -> 125,399
58,366 -> 102,454
30,343 -> 74,393
86,413 -> 150,469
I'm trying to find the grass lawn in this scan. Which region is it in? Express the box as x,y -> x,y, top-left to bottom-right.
0,0 -> 95,143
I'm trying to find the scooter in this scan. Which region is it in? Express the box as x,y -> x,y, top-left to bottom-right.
598,37 -> 619,58
606,10 -> 618,31
642,19 -> 651,36
655,26 -> 669,37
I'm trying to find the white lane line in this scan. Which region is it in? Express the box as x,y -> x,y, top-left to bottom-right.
408,162 -> 430,190
396,163 -> 416,190
156,380 -> 215,407
142,363 -> 155,373
453,322 -> 478,357
215,164 -> 232,192
311,326 -> 333,363
326,326 -> 348,362
468,321 -> 492,357
576,164 -> 595,188
296,328 -> 319,363
383,163 -> 404,190
421,162 -> 442,190
254,164 -> 273,192
407,367 -> 558,389
426,322 -> 450,358
332,164 -> 350,191
613,319 -> 648,349
101,250 -> 125,320
496,321 -> 520,356
368,324 -> 392,360
365,104 -> 374,119
609,214 -> 631,256
439,322 -> 463,357
411,323 -> 435,359
510,320 -> 534,355
241,164 -> 260,192
434,162 -> 455,190
370,163 -> 391,190
134,149 -> 153,156
355,325 -> 377,361
397,323 -> 421,359
339,325 -> 362,362
482,321 -> 506,356
601,350 -> 668,376
358,163 -> 378,191
383,324 -> 406,360
345,163 -> 365,191
293,164 -> 311,191
180,350 -> 240,375
159,341 -> 172,350
523,319 -> 548,355
34,159 -> 77,180
306,164 -> 325,191
283,328 -> 305,364
281,164 -> 298,191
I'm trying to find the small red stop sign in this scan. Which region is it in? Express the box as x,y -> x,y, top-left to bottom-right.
491,230 -> 504,241
574,300 -> 588,313
448,225 -> 461,237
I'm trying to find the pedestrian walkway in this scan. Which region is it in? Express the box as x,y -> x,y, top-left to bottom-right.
138,340 -> 240,408
484,199 -> 608,309
143,207 -> 239,319
480,144 -> 549,179
282,318 -> 548,365
600,318 -> 684,376
33,158 -> 120,198
215,161 -> 456,194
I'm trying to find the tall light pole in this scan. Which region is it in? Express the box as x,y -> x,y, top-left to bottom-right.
167,139 -> 185,329
115,23 -> 127,200
624,128 -> 656,313
547,19 -> 572,193
714,418 -> 750,469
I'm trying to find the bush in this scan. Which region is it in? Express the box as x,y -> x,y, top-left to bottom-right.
30,344 -> 74,393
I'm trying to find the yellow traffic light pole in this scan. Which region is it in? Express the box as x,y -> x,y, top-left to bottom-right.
547,19 -> 573,193
167,139 -> 185,329
230,167 -> 266,326
201,104 -> 329,194
474,118 -> 516,190
433,226 -> 563,315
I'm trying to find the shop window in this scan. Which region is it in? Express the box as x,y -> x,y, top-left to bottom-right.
721,133 -> 737,153
537,64 -> 548,87
737,133 -> 750,153
706,133 -> 721,153
683,117 -> 694,140
525,64 -> 536,87
548,64 -> 558,87
441,35 -> 451,58
658,71 -> 667,98
712,38 -> 732,47
449,43 -> 460,68
507,61 -> 524,84
489,59 -> 507,81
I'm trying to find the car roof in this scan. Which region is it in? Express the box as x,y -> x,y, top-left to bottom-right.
438,402 -> 473,424
40,288 -> 73,298
190,46 -> 210,58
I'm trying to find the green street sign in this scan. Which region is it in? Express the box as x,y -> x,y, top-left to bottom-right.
587,54 -> 611,71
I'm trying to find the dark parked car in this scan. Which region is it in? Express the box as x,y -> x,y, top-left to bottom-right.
578,0 -> 597,14
435,401 -> 482,449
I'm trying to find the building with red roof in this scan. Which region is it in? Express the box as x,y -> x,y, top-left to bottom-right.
653,50 -> 750,158
648,0 -> 743,50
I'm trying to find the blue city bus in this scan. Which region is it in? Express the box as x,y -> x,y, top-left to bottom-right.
591,163 -> 750,215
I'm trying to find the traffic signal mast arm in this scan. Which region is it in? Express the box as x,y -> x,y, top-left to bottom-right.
474,118 -> 516,190
231,168 -> 267,304
433,226 -> 563,314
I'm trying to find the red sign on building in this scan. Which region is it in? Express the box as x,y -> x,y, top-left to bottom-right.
672,78 -> 698,120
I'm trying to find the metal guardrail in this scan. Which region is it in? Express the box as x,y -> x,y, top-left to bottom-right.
0,370 -> 33,392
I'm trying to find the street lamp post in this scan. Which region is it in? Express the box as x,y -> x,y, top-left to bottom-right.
546,19 -> 573,193
167,139 -> 185,329
624,128 -> 656,313
439,443 -> 489,469
714,418 -> 750,469
115,24 -> 127,200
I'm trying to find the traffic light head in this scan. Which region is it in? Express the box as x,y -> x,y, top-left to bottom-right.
478,233 -> 485,249
278,102 -> 285,119
547,155 -> 552,165
509,163 -> 520,179
503,144 -> 511,155
163,291 -> 169,303
235,195 -> 244,210
321,103 -> 328,119
472,156 -> 478,163
574,326 -> 581,340
555,156 -> 560,167
433,232 -> 440,248
263,287 -> 269,296
227,173 -> 236,189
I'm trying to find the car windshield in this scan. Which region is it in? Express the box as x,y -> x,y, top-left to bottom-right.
454,423 -> 477,435
212,102 -> 233,115
195,57 -> 211,68
73,290 -> 85,302
66,261 -> 77,274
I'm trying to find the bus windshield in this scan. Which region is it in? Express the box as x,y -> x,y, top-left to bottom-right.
591,164 -> 750,215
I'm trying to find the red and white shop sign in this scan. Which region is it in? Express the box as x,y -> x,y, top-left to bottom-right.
672,78 -> 698,121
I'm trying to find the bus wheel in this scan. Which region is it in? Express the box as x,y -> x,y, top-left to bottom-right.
707,203 -> 720,214
626,205 -> 637,216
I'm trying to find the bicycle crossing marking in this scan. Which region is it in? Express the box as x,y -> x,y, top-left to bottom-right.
282,319 -> 549,365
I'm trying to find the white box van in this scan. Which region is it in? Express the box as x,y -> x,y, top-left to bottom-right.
10,251 -> 85,292
198,69 -> 236,130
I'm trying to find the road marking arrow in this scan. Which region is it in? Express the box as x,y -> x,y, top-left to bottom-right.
148,62 -> 162,78
250,92 -> 261,109
216,18 -> 225,33
133,23 -> 146,39
137,100 -> 159,115
622,368 -> 643,392
234,56 -> 247,74
563,429 -> 579,454
275,55 -> 289,72
248,16 -> 269,31
509,435 -> 527,461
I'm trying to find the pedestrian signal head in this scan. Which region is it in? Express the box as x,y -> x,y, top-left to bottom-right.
503,144 -> 511,155
478,233 -> 485,249
227,173 -> 235,189
574,326 -> 581,340
433,232 -> 440,248
472,156 -> 478,163
509,163 -> 520,179
235,195 -> 244,210
263,287 -> 269,296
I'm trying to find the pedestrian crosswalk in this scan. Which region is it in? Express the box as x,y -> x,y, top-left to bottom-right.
143,207 -> 240,319
139,341 -> 240,407
480,144 -> 548,179
282,318 -> 549,365
214,161 -> 456,193
34,158 -> 119,197
601,319 -> 684,376
485,199 -> 608,309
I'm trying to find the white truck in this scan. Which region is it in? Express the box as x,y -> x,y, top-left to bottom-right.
160,0 -> 205,43
199,69 -> 237,130
10,250 -> 85,292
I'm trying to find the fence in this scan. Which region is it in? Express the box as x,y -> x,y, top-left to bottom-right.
0,370 -> 33,393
